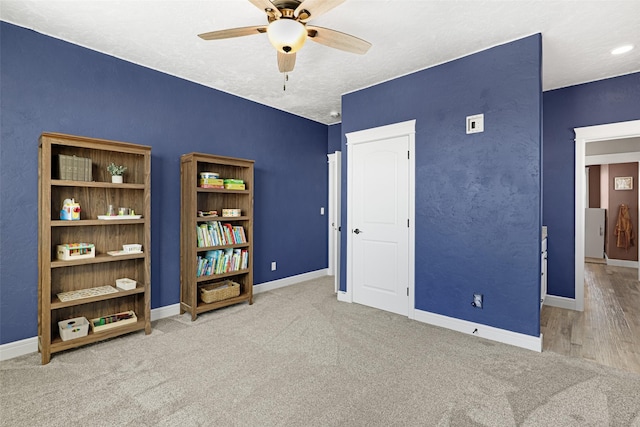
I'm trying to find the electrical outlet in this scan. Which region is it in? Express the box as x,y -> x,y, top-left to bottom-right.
466,114 -> 484,134
472,293 -> 483,309
271,261 -> 277,271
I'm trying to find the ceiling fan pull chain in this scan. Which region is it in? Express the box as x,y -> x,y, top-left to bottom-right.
283,72 -> 289,91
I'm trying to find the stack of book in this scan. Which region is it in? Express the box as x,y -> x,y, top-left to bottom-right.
197,248 -> 249,277
58,154 -> 92,181
196,221 -> 246,247
199,178 -> 224,188
223,178 -> 245,190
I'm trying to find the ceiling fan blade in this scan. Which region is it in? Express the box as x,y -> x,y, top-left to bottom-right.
277,52 -> 296,73
306,26 -> 371,54
295,0 -> 345,21
248,0 -> 282,18
198,25 -> 267,41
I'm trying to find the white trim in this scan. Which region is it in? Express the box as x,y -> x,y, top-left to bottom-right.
0,337 -> 38,361
574,119 -> 640,312
408,125 -> 416,320
327,153 -> 336,276
606,258 -> 639,268
327,151 -> 342,292
414,309 -> 543,352
543,295 -> 577,310
150,303 -> 180,321
253,269 -> 329,294
345,119 -> 416,318
337,291 -> 352,303
345,120 -> 416,145
586,152 -> 640,166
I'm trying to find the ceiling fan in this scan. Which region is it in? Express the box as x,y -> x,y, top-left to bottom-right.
198,0 -> 371,73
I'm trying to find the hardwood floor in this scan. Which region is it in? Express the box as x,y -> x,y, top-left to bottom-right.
541,262 -> 640,375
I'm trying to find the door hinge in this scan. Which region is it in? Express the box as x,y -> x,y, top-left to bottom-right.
407,287 -> 409,296
407,218 -> 410,228
407,150 -> 410,159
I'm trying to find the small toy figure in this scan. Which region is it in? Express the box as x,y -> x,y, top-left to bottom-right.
60,198 -> 81,220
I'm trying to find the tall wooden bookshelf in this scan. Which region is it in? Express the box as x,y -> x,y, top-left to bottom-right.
38,133 -> 151,364
180,153 -> 254,320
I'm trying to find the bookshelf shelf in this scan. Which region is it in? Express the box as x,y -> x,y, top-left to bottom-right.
180,153 -> 254,320
196,243 -> 250,252
51,179 -> 145,190
195,294 -> 250,313
195,215 -> 251,223
50,252 -> 145,268
195,269 -> 251,283
196,188 -> 251,195
39,132 -> 151,364
52,219 -> 146,226
51,286 -> 145,310
50,319 -> 146,351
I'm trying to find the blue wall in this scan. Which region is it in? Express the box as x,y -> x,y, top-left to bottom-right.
327,123 -> 342,153
341,35 -> 543,336
543,72 -> 640,298
0,22 -> 328,344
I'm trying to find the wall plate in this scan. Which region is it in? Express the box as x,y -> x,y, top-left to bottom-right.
473,293 -> 483,308
466,114 -> 484,134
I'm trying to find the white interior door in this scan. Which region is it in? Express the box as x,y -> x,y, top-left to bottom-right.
347,125 -> 413,316
585,208 -> 605,259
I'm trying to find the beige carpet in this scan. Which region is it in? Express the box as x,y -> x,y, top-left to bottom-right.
2,276 -> 640,426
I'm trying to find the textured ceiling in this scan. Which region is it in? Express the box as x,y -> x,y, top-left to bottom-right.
1,0 -> 639,124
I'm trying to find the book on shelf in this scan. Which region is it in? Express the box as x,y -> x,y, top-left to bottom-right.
204,222 -> 214,246
196,248 -> 249,277
232,225 -> 246,243
196,224 -> 204,247
196,221 -> 247,248
58,154 -> 93,181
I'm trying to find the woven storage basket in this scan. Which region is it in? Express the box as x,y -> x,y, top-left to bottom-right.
200,280 -> 240,303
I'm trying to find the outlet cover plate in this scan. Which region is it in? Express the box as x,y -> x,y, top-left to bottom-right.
473,293 -> 483,308
466,114 -> 484,134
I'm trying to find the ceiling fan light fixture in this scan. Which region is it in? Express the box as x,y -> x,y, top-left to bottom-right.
267,18 -> 307,54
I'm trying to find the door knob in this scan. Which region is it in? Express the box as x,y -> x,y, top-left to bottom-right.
353,228 -> 363,234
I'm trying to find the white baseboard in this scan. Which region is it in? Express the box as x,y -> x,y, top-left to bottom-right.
150,303 -> 181,321
606,258 -> 638,268
335,290 -> 541,352
0,336 -> 39,362
414,309 -> 542,352
253,269 -> 329,294
337,291 -> 352,303
543,295 -> 577,310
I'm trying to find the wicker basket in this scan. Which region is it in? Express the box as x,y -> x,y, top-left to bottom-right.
200,280 -> 240,304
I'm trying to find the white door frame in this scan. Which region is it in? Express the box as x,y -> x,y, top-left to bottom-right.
341,119 -> 416,319
573,119 -> 640,311
327,151 -> 341,292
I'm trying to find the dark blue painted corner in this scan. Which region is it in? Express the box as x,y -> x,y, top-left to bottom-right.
328,123 -> 342,154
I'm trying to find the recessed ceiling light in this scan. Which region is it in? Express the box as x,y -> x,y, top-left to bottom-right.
611,45 -> 634,55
